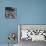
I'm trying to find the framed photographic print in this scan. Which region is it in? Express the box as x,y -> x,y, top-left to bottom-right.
5,7 -> 16,19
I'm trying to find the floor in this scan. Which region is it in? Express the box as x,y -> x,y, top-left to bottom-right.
0,44 -> 18,46
19,39 -> 46,46
0,40 -> 46,46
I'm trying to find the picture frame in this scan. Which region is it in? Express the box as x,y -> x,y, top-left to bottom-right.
5,7 -> 16,19
18,24 -> 46,42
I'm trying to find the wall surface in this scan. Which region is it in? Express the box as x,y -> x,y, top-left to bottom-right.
0,0 -> 46,44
